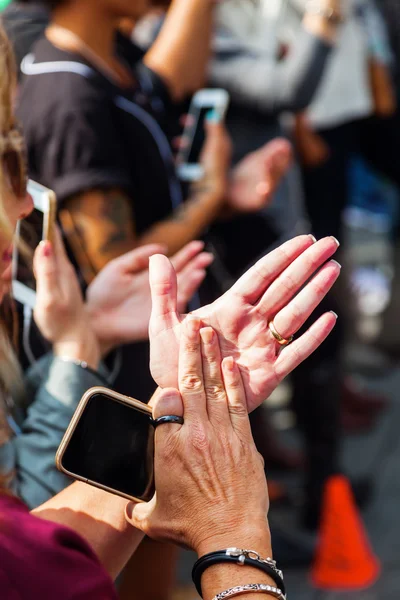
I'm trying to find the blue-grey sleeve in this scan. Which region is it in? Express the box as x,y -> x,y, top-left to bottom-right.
209,27 -> 333,114
360,0 -> 393,64
14,356 -> 110,509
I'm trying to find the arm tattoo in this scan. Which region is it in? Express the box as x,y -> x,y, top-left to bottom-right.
64,189 -> 135,273
99,191 -> 133,253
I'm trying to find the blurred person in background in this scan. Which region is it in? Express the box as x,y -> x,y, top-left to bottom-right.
207,0 -> 350,532
288,0 -> 398,425
375,1 -> 400,100
0,1 -> 48,76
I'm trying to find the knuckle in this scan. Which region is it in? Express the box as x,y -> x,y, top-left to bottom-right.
228,402 -> 247,417
205,383 -> 225,400
180,373 -> 203,392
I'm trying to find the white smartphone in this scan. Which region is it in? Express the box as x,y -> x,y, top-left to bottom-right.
12,179 -> 56,308
177,88 -> 230,182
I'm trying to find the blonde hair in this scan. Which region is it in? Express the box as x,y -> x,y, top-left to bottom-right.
0,22 -> 23,460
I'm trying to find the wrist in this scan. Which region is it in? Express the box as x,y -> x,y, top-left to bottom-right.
195,520 -> 272,559
54,330 -> 101,370
193,178 -> 227,208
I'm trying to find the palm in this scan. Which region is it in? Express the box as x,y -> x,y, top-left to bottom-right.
88,266 -> 151,345
228,138 -> 292,212
86,242 -> 212,351
151,300 -> 279,413
150,235 -> 341,413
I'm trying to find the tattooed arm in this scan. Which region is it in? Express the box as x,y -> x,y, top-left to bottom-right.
61,183 -> 224,278
61,121 -> 230,277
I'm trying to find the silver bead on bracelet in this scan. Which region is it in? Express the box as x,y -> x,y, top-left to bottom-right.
212,583 -> 286,600
225,548 -> 284,581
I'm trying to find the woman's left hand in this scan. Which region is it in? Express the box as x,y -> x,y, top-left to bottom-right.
33,227 -> 100,368
126,318 -> 270,555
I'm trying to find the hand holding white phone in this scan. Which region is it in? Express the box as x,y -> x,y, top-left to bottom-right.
177,88 -> 230,182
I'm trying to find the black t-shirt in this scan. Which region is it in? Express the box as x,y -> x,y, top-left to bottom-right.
16,33 -> 185,399
16,34 -> 184,236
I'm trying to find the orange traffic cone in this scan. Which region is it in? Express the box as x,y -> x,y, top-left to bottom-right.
310,475 -> 380,590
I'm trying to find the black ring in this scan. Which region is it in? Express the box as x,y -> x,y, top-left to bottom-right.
151,415 -> 184,428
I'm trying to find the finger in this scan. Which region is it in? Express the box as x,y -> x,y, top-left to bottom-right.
274,311 -> 338,380
256,139 -> 292,198
178,317 -> 208,422
34,240 -> 61,307
222,357 -> 252,438
229,234 -> 317,304
152,387 -> 184,440
176,252 -> 213,309
177,269 -> 207,311
266,139 -> 292,180
172,136 -> 190,152
200,327 -> 230,423
257,236 -> 340,317
170,240 -> 205,272
149,254 -> 178,323
52,225 -> 70,268
271,260 -> 341,339
179,114 -> 195,128
114,244 -> 167,273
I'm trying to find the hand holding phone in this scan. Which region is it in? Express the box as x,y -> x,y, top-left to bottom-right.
12,179 -> 56,308
177,89 -> 230,182
56,388 -> 155,502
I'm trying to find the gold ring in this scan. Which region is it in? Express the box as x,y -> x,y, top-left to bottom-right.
268,321 -> 294,346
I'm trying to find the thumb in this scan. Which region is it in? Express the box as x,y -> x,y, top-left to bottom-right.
149,254 -> 179,323
114,244 -> 167,274
265,138 -> 292,179
125,494 -> 157,533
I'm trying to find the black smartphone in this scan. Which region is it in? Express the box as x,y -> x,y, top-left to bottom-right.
56,387 -> 155,502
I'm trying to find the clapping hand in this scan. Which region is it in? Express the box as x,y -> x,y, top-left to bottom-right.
149,235 -> 341,413
86,241 -> 213,355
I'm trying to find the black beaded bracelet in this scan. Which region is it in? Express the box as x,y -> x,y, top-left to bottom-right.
192,548 -> 285,598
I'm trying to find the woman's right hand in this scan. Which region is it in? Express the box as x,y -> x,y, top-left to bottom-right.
126,317 -> 270,555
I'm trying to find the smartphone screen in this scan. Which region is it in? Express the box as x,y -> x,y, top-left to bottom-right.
186,106 -> 213,165
16,208 -> 45,292
61,393 -> 155,501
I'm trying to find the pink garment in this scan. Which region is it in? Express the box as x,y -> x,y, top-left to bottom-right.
0,494 -> 118,599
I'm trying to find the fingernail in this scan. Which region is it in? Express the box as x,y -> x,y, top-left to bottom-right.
200,327 -> 214,344
40,240 -> 52,257
330,311 -> 339,319
330,236 -> 340,247
187,316 -> 201,335
309,234 -> 317,243
206,109 -> 220,123
331,260 -> 342,269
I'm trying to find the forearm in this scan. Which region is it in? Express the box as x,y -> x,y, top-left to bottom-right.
144,0 -> 214,101
196,521 -> 277,600
137,185 -> 223,255
33,482 -> 144,579
64,186 -> 222,272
